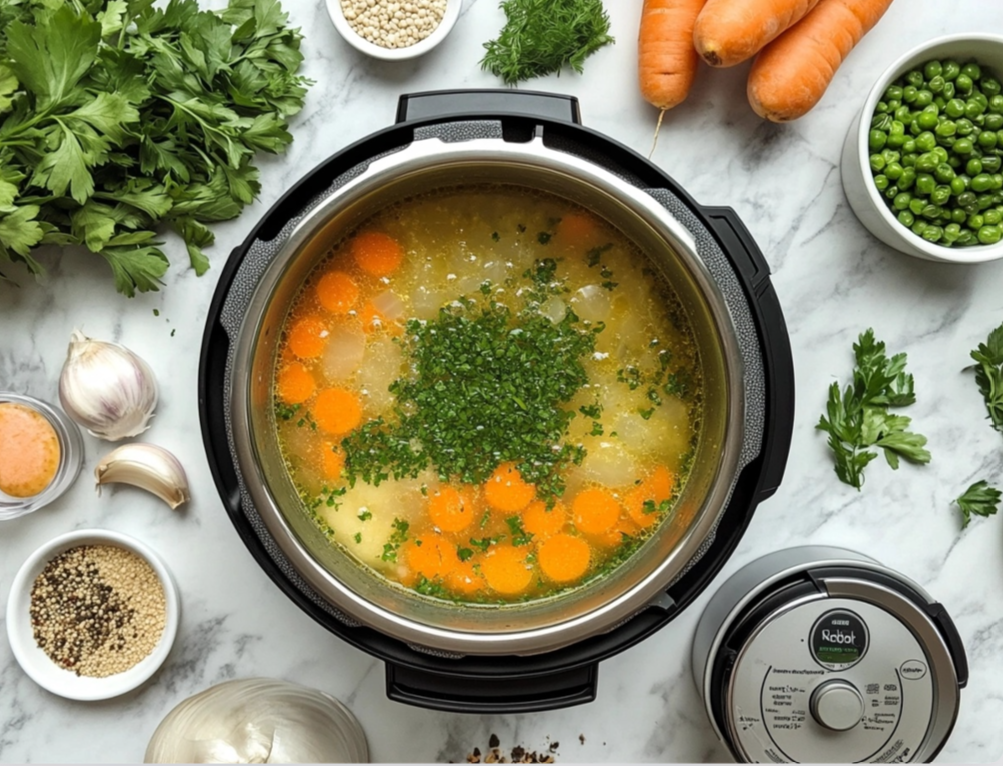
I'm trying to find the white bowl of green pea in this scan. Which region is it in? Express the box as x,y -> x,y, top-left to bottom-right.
842,34 -> 1003,263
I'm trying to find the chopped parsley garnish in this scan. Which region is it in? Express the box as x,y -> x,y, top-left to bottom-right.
491,231 -> 500,242
380,517 -> 409,562
579,403 -> 602,419
275,402 -> 300,421
589,421 -> 604,436
457,546 -> 474,562
642,498 -> 672,515
415,576 -> 451,599
358,509 -> 372,521
537,231 -> 552,245
469,537 -> 496,552
585,243 -> 612,267
505,516 -> 533,546
341,275 -> 603,501
353,532 -> 362,544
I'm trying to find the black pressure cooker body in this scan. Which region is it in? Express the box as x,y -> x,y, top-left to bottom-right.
199,90 -> 795,713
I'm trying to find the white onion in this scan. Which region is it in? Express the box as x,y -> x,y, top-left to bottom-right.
570,284 -> 611,323
370,290 -> 405,322
322,325 -> 365,382
541,296 -> 567,324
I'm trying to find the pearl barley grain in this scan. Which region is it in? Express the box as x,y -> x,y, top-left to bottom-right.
29,544 -> 166,678
341,0 -> 447,49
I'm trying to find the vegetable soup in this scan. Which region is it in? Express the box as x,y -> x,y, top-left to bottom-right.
273,185 -> 703,604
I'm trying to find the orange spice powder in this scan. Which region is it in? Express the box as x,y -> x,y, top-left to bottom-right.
0,402 -> 61,497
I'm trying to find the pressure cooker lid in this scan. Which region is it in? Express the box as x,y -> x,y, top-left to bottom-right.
696,547 -> 968,763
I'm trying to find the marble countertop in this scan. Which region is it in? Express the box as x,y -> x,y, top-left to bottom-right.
3,0 -> 1003,762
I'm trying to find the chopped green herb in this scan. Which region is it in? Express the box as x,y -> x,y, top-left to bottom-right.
491,231 -> 500,242
586,243 -> 613,267
358,509 -> 372,521
589,421 -> 604,436
380,517 -> 410,562
641,498 -> 671,515
638,407 -> 655,420
275,402 -> 300,421
617,366 -> 643,391
414,575 -> 452,599
153,309 -> 160,317
353,532 -> 362,544
479,280 -> 493,296
457,546 -> 474,562
505,516 -> 533,546
469,537 -> 495,552
955,480 -> 1001,528
517,223 -> 527,233
579,403 -> 602,419
537,231 -> 552,245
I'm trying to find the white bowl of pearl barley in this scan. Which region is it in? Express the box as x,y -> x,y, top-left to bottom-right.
326,0 -> 460,61
6,529 -> 180,701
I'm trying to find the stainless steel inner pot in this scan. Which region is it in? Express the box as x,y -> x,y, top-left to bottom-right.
228,136 -> 748,656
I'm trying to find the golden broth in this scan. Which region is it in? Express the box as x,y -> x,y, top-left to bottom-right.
273,186 -> 702,604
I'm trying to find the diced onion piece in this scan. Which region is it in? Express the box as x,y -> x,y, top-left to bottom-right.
578,436 -> 637,488
570,284 -> 611,323
541,296 -> 567,324
412,286 -> 447,320
358,337 -> 404,414
371,290 -> 405,322
322,324 -> 365,382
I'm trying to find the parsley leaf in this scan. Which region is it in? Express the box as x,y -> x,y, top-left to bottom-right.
816,329 -> 931,490
969,321 -> 1003,432
954,480 -> 1001,528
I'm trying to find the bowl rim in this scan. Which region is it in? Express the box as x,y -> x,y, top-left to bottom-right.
857,32 -> 1003,264
324,0 -> 461,61
6,528 -> 180,701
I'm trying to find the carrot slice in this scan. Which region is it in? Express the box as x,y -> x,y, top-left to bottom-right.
481,545 -> 533,595
572,487 -> 621,535
428,486 -> 477,533
277,361 -> 315,404
406,535 -> 458,580
522,500 -> 567,539
351,231 -> 404,276
321,445 -> 345,481
557,212 -> 600,249
484,462 -> 535,512
538,534 -> 591,583
625,466 -> 675,528
287,315 -> 329,359
313,388 -> 362,435
316,271 -> 360,314
447,561 -> 485,595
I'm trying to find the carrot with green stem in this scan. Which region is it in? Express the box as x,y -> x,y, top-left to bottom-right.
693,0 -> 821,67
748,0 -> 896,122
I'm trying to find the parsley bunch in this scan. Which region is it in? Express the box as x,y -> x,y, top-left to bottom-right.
817,329 -> 931,490
0,0 -> 309,296
480,0 -> 614,85
969,320 -> 1003,432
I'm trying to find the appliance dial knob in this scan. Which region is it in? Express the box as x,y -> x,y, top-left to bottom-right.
810,680 -> 864,732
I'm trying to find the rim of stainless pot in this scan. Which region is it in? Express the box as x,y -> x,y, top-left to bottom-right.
229,135 -> 747,655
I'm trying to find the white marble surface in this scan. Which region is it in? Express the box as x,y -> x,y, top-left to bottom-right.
2,1 -> 1003,763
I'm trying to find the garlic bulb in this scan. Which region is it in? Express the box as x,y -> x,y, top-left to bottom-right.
144,678 -> 369,763
59,330 -> 158,441
95,443 -> 190,509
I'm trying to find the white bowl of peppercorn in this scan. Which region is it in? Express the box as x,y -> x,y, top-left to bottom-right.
6,529 -> 180,701
325,0 -> 461,61
842,34 -> 1003,263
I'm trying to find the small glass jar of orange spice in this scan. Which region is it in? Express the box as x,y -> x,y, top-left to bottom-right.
0,393 -> 83,520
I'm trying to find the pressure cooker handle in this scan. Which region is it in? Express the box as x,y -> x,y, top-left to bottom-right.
384,661 -> 598,713
700,206 -> 794,501
396,89 -> 582,125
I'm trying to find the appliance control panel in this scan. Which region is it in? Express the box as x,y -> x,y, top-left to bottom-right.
727,598 -> 934,763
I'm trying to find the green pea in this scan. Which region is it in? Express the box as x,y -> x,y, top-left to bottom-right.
882,148 -> 900,163
966,100 -> 986,119
932,146 -> 949,163
907,70 -> 925,87
935,163 -> 956,182
945,98 -> 966,118
898,210 -> 916,227
950,175 -> 967,195
957,74 -> 974,94
983,77 -> 1002,97
932,185 -> 952,205
922,204 -> 941,220
939,208 -> 953,222
912,220 -> 929,236
958,191 -> 978,207
935,120 -> 957,137
899,167 -> 917,189
972,173 -> 994,191
888,98 -> 902,111
915,173 -> 936,195
985,208 -> 1003,225
929,75 -> 946,94
915,153 -> 938,172
885,162 -> 904,181
978,225 -> 1002,244
962,62 -> 982,81
974,92 -> 989,109
955,137 -> 975,154
885,84 -> 904,101
876,101 -> 890,115
944,222 -> 962,242
979,193 -> 994,210
984,155 -> 1003,173
902,152 -> 918,167
903,85 -> 919,103
986,114 -> 1003,131
956,118 -> 975,136
997,129 -> 1003,145
915,90 -> 934,107
917,110 -> 939,130
885,185 -> 900,200
909,197 -> 926,215
969,213 -> 985,229
903,138 -> 917,153
923,225 -> 944,242
924,61 -> 943,80
915,131 -> 937,151
944,81 -> 956,100
872,112 -> 892,130
893,192 -> 912,210
979,130 -> 999,149
869,129 -> 888,151
869,154 -> 886,172
943,60 -> 962,81
994,193 -> 1003,205
994,173 -> 1003,190
958,229 -> 978,245
952,208 -> 968,224
895,106 -> 912,122
909,120 -> 923,136
967,158 -> 984,175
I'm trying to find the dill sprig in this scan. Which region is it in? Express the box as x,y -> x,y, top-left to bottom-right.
480,0 -> 614,85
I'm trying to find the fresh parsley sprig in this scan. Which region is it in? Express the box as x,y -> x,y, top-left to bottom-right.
954,480 -> 1001,528
968,321 -> 1003,432
0,0 -> 310,296
816,329 -> 931,490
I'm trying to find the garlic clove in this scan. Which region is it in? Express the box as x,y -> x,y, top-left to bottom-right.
59,329 -> 159,442
95,444 -> 190,510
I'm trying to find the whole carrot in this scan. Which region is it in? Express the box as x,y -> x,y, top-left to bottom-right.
693,0 -> 821,67
638,0 -> 706,111
748,0 -> 895,122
